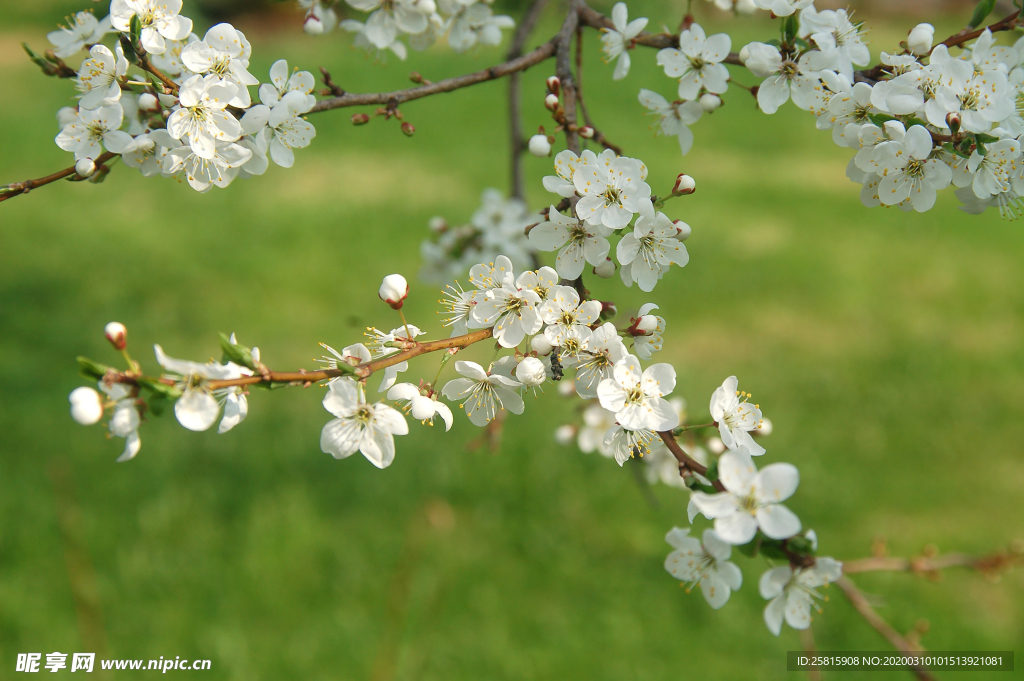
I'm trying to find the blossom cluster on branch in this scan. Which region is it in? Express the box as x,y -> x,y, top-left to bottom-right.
30,0 -> 1023,661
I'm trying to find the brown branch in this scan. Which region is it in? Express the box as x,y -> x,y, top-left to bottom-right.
657,430 -> 726,491
555,2 -> 581,154
939,10 -> 1021,51
0,152 -> 116,202
311,41 -> 557,113
834,576 -> 936,681
507,0 -> 552,199
138,53 -> 179,94
842,550 -> 1023,575
124,327 -> 495,391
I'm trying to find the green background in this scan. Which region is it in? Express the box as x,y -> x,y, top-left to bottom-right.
1,1 -> 1021,679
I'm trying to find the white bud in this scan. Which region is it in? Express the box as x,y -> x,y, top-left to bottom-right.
515,356 -> 547,387
75,158 -> 96,178
415,0 -> 436,14
530,334 -> 554,356
303,14 -> 325,35
578,125 -> 595,139
104,321 -> 127,350
544,93 -> 560,111
251,347 -> 261,364
672,173 -> 696,195
546,76 -> 561,95
554,424 -> 576,446
674,220 -> 691,241
593,257 -> 616,278
410,395 -> 436,421
907,23 -> 934,56
699,93 -> 722,112
757,417 -> 773,436
635,315 -> 659,335
739,44 -> 751,64
56,106 -> 78,127
378,273 -> 409,309
137,92 -> 159,111
528,134 -> 551,157
69,387 -> 104,425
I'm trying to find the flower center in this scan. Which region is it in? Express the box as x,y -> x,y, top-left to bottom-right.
355,405 -> 373,424
905,158 -> 926,180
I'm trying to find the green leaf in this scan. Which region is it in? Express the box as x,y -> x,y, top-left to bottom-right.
968,0 -> 997,28
137,377 -> 182,399
786,536 -> 815,556
77,356 -> 111,381
129,13 -> 144,52
704,457 -> 719,482
147,392 -> 168,417
783,15 -> 798,43
219,332 -> 255,369
759,539 -> 789,560
867,113 -> 896,127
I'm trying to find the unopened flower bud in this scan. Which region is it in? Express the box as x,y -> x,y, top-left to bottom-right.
674,220 -> 692,241
409,71 -> 424,84
530,334 -> 554,356
635,315 -> 659,335
672,173 -> 696,196
379,274 -> 409,309
303,14 -> 326,35
515,356 -> 547,387
56,106 -> 78,128
138,92 -> 159,111
351,113 -> 370,125
554,424 -> 576,445
69,387 -> 104,425
907,23 -> 934,56
546,76 -> 561,95
75,158 -> 96,178
599,301 -> 617,321
699,93 -> 722,112
945,111 -> 961,134
401,121 -> 416,136
528,134 -> 551,157
593,257 -> 616,278
578,125 -> 595,139
415,0 -> 436,14
104,321 -> 127,350
544,93 -> 560,111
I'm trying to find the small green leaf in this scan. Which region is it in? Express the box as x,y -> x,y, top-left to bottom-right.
783,15 -> 798,43
867,113 -> 896,127
77,356 -> 110,381
759,539 -> 789,560
219,332 -> 255,369
137,377 -> 182,399
129,13 -> 144,50
968,0 -> 997,28
704,457 -> 719,481
786,536 -> 815,556
148,392 -> 168,417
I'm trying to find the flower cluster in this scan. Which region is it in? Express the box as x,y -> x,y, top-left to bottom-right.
48,2 -> 316,191
302,0 -> 514,59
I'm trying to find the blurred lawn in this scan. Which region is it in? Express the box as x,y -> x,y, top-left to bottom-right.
1,1 -> 1023,680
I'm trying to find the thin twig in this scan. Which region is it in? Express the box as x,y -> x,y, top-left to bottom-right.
506,0 -> 552,199
0,152 -> 116,202
657,430 -> 726,491
834,576 -> 936,681
842,550 -> 1023,575
555,2 -> 581,154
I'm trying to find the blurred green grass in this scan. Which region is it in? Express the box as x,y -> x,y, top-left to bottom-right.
1,1 -> 1023,679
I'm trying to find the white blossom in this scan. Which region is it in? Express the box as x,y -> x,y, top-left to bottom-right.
574,322 -> 628,398
167,75 -> 242,159
874,124 -> 952,211
631,303 -> 665,359
346,0 -> 429,49
798,7 -> 869,80
638,89 -> 703,155
656,23 -> 731,100
514,356 -> 547,388
968,138 -> 1022,199
55,104 -> 134,160
76,45 -> 128,110
163,139 -> 252,192
710,375 -> 766,455
441,360 -> 524,426
664,527 -> 743,609
539,285 -> 602,346
574,152 -> 652,229
387,382 -> 453,430
469,263 -> 543,348
48,11 -> 111,58
239,96 -> 317,169
597,354 -> 680,432
321,377 -> 408,468
154,345 -> 252,433
69,386 -> 104,425
529,206 -> 612,279
600,2 -> 648,80
447,2 -> 515,53
906,23 -> 934,56
180,23 -> 259,107
339,19 -> 408,60
101,381 -> 142,461
691,447 -> 801,544
616,198 -> 690,292
751,0 -> 812,17
743,43 -> 824,114
760,558 -> 843,635
110,0 -> 193,55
